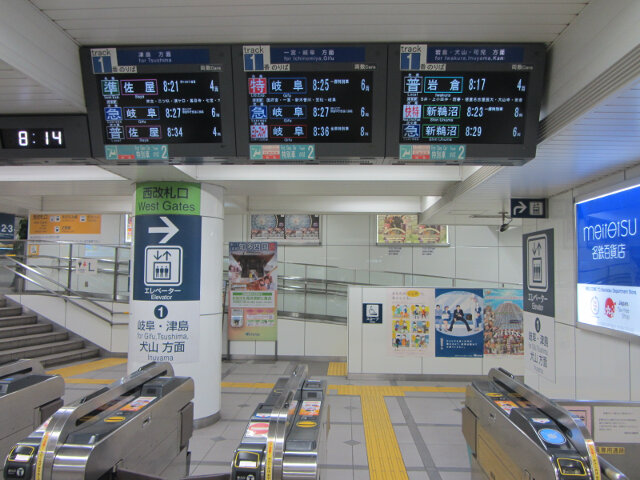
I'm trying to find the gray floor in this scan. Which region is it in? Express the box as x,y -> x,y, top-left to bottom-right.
60,358 -> 474,479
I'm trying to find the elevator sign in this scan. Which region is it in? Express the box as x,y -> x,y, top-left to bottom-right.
133,215 -> 201,302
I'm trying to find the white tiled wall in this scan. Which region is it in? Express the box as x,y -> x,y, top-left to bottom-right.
524,173 -> 640,402
225,214 -> 523,358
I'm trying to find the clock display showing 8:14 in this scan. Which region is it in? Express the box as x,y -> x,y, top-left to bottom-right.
0,128 -> 65,149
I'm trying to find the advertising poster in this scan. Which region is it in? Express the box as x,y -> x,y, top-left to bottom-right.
228,242 -> 278,341
376,214 -> 448,245
386,288 -> 435,356
483,288 -> 524,356
576,185 -> 640,338
250,214 -> 320,245
434,288 -> 484,357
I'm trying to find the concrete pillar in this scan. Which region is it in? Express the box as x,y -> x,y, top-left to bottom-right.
129,182 -> 223,426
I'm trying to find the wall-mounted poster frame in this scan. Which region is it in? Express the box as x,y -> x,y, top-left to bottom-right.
376,214 -> 448,245
250,214 -> 320,245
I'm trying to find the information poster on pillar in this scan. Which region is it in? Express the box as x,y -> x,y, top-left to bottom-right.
434,288 -> 484,357
483,288 -> 524,356
131,182 -> 202,364
524,312 -> 555,381
386,288 -> 434,356
228,242 -> 278,341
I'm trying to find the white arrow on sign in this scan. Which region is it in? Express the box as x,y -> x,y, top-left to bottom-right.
513,201 -> 527,216
148,216 -> 178,244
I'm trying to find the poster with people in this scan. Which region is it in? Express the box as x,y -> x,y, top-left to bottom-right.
228,242 -> 278,341
483,288 -> 524,356
434,288 -> 484,357
386,288 -> 435,356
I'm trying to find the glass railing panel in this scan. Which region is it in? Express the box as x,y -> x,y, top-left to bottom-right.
370,271 -> 404,286
327,266 -> 358,284
327,294 -> 347,318
283,291 -> 305,313
411,275 -> 454,287
355,269 -> 370,284
455,279 -> 500,288
305,265 -> 326,281
305,293 -> 327,317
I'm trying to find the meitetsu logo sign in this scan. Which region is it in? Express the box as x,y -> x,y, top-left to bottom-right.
582,217 -> 637,242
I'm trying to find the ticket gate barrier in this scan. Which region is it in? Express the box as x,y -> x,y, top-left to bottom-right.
231,364 -> 328,480
3,362 -> 194,480
0,359 -> 64,463
554,399 -> 640,478
463,368 -> 629,480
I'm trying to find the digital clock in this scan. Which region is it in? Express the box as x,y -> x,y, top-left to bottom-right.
0,115 -> 92,159
0,128 -> 65,148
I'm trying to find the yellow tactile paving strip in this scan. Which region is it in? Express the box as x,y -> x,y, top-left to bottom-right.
327,361 -> 348,376
357,386 -> 409,480
57,359 -> 465,480
46,357 -> 127,378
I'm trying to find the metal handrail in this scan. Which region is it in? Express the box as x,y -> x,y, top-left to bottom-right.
3,256 -> 114,315
8,269 -> 116,325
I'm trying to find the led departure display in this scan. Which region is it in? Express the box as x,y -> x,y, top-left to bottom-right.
246,71 -> 373,143
387,43 -> 546,164
400,71 -> 530,144
81,46 -> 236,158
233,44 -> 387,159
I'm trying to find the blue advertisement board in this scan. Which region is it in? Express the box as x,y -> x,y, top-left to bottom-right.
576,184 -> 640,338
133,215 -> 201,302
434,288 -> 484,357
0,213 -> 15,240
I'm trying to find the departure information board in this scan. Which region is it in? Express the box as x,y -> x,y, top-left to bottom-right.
80,46 -> 236,159
0,115 -> 91,159
386,44 -> 546,164
233,44 -> 387,159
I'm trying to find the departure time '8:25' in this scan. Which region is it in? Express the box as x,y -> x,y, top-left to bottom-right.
247,71 -> 373,143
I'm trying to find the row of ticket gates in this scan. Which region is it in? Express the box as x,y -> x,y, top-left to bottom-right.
0,358 -> 635,479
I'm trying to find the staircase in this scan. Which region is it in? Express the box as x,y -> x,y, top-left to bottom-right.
0,295 -> 100,367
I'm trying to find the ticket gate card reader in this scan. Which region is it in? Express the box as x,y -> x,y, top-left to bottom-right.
3,362 -> 194,480
0,359 -> 64,463
463,368 -> 629,480
232,364 -> 328,480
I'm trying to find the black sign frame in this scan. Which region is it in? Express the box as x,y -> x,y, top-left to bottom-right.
232,43 -> 388,159
80,45 -> 237,160
386,43 -> 546,165
0,115 -> 92,159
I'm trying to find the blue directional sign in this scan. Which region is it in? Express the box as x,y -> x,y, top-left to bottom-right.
0,214 -> 15,240
133,215 -> 201,301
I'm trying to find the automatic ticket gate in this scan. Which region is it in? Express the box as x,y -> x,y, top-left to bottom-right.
463,368 -> 629,480
3,362 -> 194,480
0,360 -> 64,463
231,364 -> 328,480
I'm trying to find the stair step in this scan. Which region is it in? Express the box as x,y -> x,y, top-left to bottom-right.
0,315 -> 37,328
0,323 -> 52,339
37,347 -> 101,368
0,339 -> 85,364
0,332 -> 68,351
0,306 -> 22,317
0,298 -> 6,307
